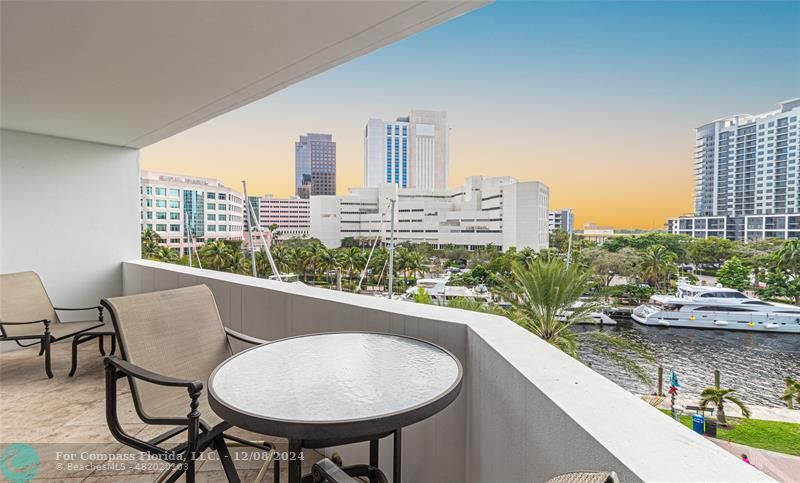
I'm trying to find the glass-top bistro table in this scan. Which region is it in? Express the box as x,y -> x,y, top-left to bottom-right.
208,332 -> 463,483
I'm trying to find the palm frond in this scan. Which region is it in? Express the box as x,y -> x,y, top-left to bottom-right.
725,395 -> 751,418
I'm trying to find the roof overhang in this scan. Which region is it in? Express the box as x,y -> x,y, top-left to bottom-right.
1,1 -> 488,148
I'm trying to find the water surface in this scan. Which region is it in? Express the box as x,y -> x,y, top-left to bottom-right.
576,320 -> 800,407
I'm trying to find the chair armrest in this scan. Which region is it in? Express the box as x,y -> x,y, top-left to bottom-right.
0,318 -> 50,326
0,319 -> 50,337
104,356 -> 202,391
225,327 -> 267,346
55,305 -> 104,320
54,305 -> 103,311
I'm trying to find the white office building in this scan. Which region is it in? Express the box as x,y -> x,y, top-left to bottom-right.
548,208 -> 574,233
668,98 -> 800,241
247,195 -> 310,240
140,171 -> 244,254
310,176 -> 549,250
364,110 -> 449,191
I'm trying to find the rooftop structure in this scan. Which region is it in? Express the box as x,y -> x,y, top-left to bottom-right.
580,223 -> 616,244
548,208 -> 574,233
669,99 -> 800,241
310,176 -> 549,251
140,170 -> 245,254
254,194 -> 310,241
296,133 -> 336,198
364,110 -> 449,190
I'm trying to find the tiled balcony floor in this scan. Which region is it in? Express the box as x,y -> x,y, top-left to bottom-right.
0,341 -> 325,482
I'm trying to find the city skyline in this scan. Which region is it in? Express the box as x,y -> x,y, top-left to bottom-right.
140,1 -> 800,229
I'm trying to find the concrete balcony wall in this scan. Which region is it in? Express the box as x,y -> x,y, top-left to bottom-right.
0,129 -> 140,315
123,260 -> 772,483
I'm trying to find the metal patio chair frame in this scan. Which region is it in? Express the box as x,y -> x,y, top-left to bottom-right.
0,271 -> 106,378
102,285 -> 279,483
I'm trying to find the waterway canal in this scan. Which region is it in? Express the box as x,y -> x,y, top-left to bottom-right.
576,320 -> 800,407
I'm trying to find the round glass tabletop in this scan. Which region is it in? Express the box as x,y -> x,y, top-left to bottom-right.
208,332 -> 462,441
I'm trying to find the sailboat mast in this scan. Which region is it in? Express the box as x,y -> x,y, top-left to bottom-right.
242,181 -> 258,277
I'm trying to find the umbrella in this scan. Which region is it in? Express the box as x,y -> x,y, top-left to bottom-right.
669,369 -> 680,388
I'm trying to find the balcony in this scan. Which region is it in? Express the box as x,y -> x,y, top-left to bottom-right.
0,260 -> 775,482
0,2 -> 779,481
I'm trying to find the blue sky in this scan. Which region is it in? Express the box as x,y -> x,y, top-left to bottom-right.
142,1 -> 800,228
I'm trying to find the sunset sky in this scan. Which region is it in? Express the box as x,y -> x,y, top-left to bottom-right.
141,1 -> 800,229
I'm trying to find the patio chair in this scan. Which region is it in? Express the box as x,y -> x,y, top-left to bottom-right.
301,457 -> 388,483
547,471 -> 619,483
102,284 -> 278,483
0,271 -> 105,378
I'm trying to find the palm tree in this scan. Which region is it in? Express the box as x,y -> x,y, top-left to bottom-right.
369,247 -> 389,290
254,249 -> 273,277
228,249 -> 251,275
305,243 -> 328,283
403,251 -> 427,281
155,246 -> 179,263
271,245 -> 294,275
495,258 -> 603,354
141,228 -> 162,259
640,245 -> 675,290
316,248 -> 340,285
142,228 -> 162,245
342,247 -> 365,282
516,247 -> 537,266
780,377 -> 800,409
494,258 -> 654,384
776,239 -> 800,275
699,387 -> 751,426
394,247 -> 411,284
201,240 -> 231,271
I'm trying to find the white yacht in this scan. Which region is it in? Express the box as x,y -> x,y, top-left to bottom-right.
632,282 -> 800,333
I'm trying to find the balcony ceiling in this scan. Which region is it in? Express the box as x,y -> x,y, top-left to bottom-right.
1,1 -> 486,148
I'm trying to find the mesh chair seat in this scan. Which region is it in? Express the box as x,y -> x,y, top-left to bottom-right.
47,320 -> 104,339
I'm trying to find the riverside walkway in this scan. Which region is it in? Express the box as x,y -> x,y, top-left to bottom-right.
654,396 -> 800,424
710,439 -> 800,483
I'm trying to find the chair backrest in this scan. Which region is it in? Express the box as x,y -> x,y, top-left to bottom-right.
0,271 -> 60,338
102,285 -> 232,420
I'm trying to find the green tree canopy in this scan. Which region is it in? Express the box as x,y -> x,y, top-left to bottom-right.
549,229 -> 571,253
639,245 -> 676,290
716,256 -> 751,292
776,239 -> 800,276
581,246 -> 640,287
761,269 -> 800,304
602,233 -> 690,261
687,237 -> 739,269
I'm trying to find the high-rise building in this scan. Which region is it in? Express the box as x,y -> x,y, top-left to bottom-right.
295,133 -> 336,198
364,110 -> 448,191
140,171 -> 245,254
548,209 -> 574,233
668,99 -> 800,241
310,176 -> 549,251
